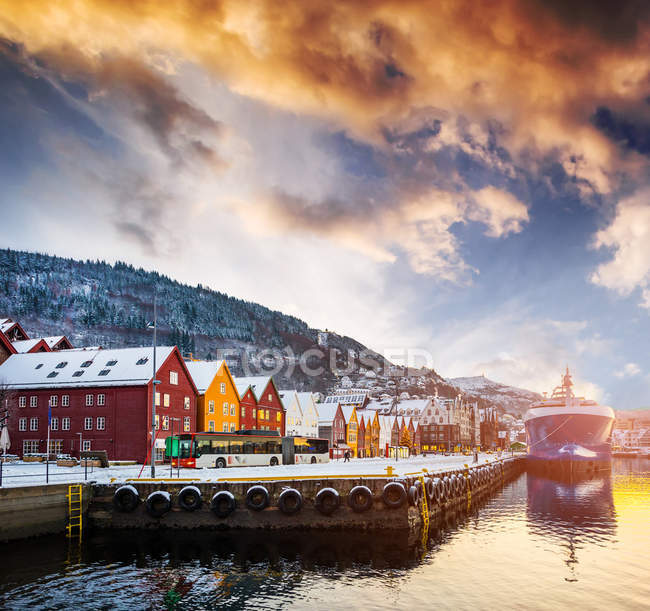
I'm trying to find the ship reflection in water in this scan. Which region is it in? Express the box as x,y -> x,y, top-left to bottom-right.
1,460 -> 649,610
526,472 -> 617,582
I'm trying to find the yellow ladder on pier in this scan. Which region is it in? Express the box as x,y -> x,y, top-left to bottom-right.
66,484 -> 83,539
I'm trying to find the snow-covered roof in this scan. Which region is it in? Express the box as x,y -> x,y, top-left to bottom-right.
0,346 -> 176,389
279,390 -> 300,413
340,405 -> 356,422
184,360 -> 225,394
297,392 -> 318,416
0,318 -> 14,333
11,339 -> 47,353
317,402 -> 341,424
234,376 -> 272,401
322,392 -> 367,405
43,336 -> 70,349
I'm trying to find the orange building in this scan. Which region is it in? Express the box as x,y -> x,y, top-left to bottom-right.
185,360 -> 239,433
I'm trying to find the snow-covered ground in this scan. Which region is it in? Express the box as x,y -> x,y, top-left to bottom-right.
0,453 -> 514,488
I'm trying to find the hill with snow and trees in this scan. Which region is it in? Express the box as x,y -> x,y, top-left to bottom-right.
447,375 -> 542,416
0,248 -> 391,392
0,248 -> 544,409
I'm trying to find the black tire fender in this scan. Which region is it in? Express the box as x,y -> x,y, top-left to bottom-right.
347,485 -> 374,513
433,478 -> 444,504
382,482 -> 406,509
278,488 -> 302,515
246,485 -> 270,511
424,477 -> 435,502
178,486 -> 202,511
113,485 -> 139,512
211,490 -> 236,518
408,485 -> 420,506
443,477 -> 452,498
315,487 -> 340,516
145,491 -> 171,518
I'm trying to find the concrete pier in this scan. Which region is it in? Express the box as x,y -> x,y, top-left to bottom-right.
88,457 -> 524,533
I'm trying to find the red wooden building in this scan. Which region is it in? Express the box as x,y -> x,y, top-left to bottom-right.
0,346 -> 197,463
317,402 -> 346,456
234,376 -> 285,434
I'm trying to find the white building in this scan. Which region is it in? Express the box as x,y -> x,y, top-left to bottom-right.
297,392 -> 319,438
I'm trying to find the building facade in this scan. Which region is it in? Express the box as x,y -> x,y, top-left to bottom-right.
0,346 -> 197,463
185,360 -> 239,433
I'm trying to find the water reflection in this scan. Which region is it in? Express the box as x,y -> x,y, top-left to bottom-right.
1,460 -> 649,610
526,471 -> 617,582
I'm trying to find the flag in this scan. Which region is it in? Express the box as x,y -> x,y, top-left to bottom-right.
48,401 -> 52,429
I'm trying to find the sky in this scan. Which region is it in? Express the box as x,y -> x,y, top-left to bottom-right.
1,1 -> 650,408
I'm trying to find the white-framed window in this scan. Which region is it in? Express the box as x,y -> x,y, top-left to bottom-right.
220,383 -> 226,394
19,418 -> 27,431
268,394 -> 272,401
252,408 -> 256,419
223,402 -> 228,415
30,396 -> 38,407
97,394 -> 105,406
164,394 -> 170,408
19,396 -> 26,408
84,417 -> 92,430
82,440 -> 91,452
266,410 -> 270,420
208,400 -> 214,414
155,392 -> 160,407
162,416 -> 169,430
96,417 -> 105,431
23,440 -> 39,454
51,417 -> 59,431
29,417 -> 38,431
230,404 -> 236,417
155,414 -> 159,430
208,421 -> 215,432
48,439 -> 63,454
86,394 -> 93,406
170,371 -> 178,385
223,423 -> 229,432
50,395 -> 58,407
230,423 -> 236,432
62,417 -> 70,431
184,396 -> 190,410
183,416 -> 190,432
241,406 -> 246,417
62,395 -> 69,407
276,412 -> 282,423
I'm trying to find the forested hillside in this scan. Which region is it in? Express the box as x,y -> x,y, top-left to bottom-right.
0,248 -> 383,390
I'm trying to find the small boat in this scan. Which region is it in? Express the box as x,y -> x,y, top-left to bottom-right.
524,368 -> 615,475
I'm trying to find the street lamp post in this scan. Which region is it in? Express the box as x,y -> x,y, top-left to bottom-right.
169,417 -> 181,478
150,292 -> 158,478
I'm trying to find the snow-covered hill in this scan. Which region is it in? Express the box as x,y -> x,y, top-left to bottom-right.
448,375 -> 542,416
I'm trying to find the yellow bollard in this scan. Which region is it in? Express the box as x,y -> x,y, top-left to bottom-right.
385,466 -> 395,477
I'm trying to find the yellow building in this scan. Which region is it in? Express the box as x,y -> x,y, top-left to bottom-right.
185,360 -> 240,433
341,405 -> 359,457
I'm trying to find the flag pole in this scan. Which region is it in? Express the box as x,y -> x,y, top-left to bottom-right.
46,400 -> 51,484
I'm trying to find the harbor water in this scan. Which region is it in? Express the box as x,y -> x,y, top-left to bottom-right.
0,458 -> 648,610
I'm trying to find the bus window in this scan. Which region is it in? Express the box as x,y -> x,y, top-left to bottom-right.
179,439 -> 192,459
197,439 -> 212,455
229,440 -> 244,455
212,439 -> 228,454
254,441 -> 266,454
267,440 -> 281,454
243,441 -> 256,454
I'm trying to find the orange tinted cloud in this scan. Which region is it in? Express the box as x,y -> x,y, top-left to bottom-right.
2,0 -> 649,169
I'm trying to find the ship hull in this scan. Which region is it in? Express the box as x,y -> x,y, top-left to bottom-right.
525,412 -> 614,476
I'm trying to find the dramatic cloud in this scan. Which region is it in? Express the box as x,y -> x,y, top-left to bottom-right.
590,189 -> 650,306
236,185 -> 528,281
